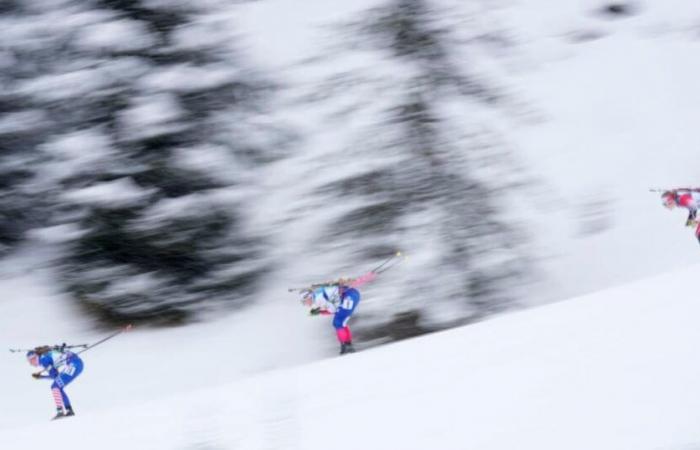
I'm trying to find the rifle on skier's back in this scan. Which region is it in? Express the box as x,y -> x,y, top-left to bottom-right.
287,251 -> 406,294
11,325 -> 133,372
650,187 -> 700,194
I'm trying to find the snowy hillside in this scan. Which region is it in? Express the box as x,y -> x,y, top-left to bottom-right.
4,264 -> 700,450
3,0 -> 700,448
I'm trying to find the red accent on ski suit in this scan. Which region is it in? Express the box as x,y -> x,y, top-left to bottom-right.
678,193 -> 695,208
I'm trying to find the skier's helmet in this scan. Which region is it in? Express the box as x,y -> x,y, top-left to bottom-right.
661,191 -> 676,209
26,350 -> 39,367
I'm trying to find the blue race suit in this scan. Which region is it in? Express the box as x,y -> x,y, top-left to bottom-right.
40,350 -> 84,410
333,287 -> 360,329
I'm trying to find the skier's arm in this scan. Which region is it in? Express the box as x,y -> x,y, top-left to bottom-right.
348,271 -> 377,289
309,307 -> 333,316
31,371 -> 51,379
307,290 -> 337,316
39,354 -> 59,378
32,366 -> 57,379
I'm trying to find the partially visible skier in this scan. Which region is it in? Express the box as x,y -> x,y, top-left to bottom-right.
661,189 -> 700,244
27,345 -> 84,420
304,271 -> 376,355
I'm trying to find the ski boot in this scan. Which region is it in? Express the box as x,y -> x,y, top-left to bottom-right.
340,342 -> 356,355
51,409 -> 66,420
65,408 -> 75,417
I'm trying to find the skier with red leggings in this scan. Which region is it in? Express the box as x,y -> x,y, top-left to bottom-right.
304,272 -> 376,354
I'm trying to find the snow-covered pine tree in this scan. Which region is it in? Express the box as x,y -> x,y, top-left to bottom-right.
0,1 -> 58,254
7,0 -> 287,323
301,0 -> 530,338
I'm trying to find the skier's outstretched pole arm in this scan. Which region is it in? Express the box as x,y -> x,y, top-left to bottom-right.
37,325 -> 132,374
348,252 -> 405,290
290,251 -> 406,294
74,324 -> 132,356
348,271 -> 377,289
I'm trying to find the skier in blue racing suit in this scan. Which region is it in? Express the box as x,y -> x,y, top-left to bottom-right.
27,346 -> 84,419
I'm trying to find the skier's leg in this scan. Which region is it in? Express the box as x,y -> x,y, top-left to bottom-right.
333,310 -> 352,343
334,310 -> 356,353
58,383 -> 73,412
695,223 -> 700,244
59,386 -> 72,411
50,379 -> 65,418
336,326 -> 350,343
53,361 -> 83,414
51,387 -> 64,410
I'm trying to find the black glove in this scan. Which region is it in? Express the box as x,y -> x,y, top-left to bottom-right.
31,372 -> 41,379
309,307 -> 321,316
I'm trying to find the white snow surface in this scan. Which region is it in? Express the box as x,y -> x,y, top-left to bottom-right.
2,256 -> 700,449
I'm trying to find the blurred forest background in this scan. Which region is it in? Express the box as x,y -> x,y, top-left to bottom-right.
1,0 -> 544,342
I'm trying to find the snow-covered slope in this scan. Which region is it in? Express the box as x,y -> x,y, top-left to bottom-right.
3,263 -> 700,450
3,1 -> 700,448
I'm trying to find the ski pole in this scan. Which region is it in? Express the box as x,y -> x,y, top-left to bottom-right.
73,324 -> 132,357
372,251 -> 405,274
370,251 -> 401,273
37,325 -> 132,373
